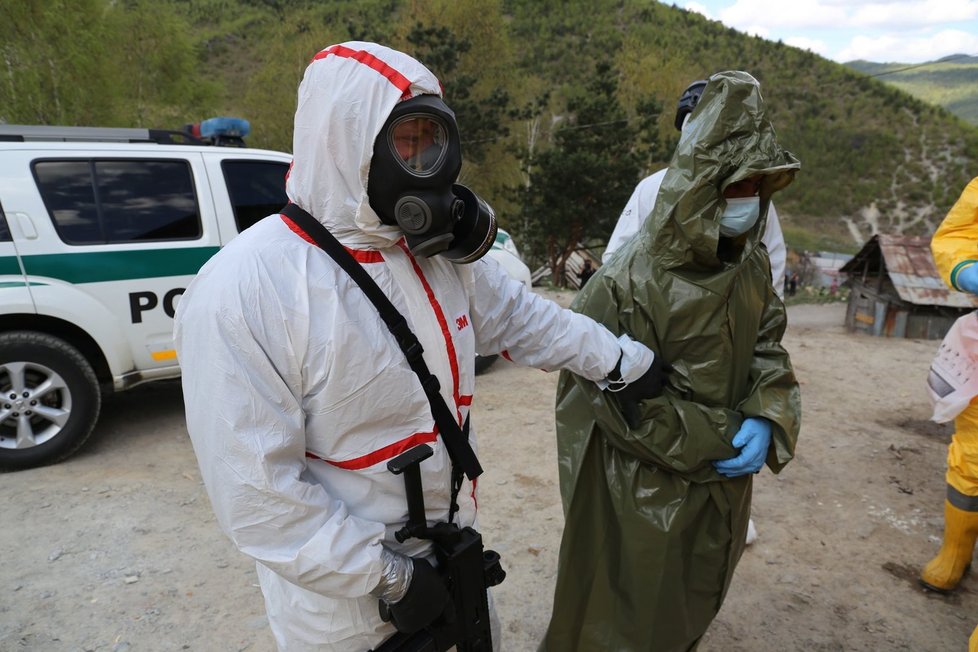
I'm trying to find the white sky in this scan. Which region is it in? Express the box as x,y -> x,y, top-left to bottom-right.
673,0 -> 978,63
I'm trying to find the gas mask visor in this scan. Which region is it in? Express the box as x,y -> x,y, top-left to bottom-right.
389,113 -> 451,176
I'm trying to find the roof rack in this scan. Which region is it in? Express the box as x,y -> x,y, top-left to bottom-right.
0,125 -> 206,145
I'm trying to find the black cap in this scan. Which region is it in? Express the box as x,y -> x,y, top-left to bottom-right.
674,79 -> 709,131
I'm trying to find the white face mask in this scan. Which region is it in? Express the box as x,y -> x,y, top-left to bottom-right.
719,196 -> 761,237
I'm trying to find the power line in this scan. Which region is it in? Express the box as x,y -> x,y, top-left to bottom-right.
866,53 -> 978,78
462,117 -> 638,146
462,54 -> 978,147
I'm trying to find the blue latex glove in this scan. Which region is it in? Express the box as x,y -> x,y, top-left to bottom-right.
713,417 -> 772,477
957,264 -> 978,295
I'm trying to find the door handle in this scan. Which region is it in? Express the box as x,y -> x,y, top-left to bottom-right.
10,213 -> 38,240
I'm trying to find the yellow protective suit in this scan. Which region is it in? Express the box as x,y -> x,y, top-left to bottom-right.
932,177 -> 978,295
923,177 -> 978,593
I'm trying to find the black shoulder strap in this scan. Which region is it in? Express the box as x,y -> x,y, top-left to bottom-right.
280,203 -> 483,481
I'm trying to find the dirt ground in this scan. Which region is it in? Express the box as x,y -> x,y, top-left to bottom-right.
1,292 -> 976,651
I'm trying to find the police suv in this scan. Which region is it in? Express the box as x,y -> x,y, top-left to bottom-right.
0,119 -> 292,470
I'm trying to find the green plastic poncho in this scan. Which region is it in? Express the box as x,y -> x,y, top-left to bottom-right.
542,71 -> 802,652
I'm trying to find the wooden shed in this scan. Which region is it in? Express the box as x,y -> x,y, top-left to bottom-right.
840,234 -> 978,339
531,248 -> 602,289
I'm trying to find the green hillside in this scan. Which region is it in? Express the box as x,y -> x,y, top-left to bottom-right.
847,56 -> 978,127
3,0 -> 977,263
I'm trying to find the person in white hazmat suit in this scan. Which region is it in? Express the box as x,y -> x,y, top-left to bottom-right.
603,79 -> 788,301
174,41 -> 666,651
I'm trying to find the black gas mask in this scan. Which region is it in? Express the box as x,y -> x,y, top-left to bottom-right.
367,95 -> 497,264
674,79 -> 708,131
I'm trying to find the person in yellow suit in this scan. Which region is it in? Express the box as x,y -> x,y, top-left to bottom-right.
929,176 -> 978,652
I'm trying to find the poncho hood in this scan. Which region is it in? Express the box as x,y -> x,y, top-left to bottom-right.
646,70 -> 800,271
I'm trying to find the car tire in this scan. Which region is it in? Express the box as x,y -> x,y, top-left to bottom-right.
0,332 -> 101,471
474,353 -> 499,375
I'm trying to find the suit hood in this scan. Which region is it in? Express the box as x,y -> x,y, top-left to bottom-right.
286,41 -> 443,248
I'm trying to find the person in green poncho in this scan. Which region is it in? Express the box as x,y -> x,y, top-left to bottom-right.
542,71 -> 802,652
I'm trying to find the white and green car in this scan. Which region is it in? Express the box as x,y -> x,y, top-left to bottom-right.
0,122 -> 292,469
0,123 -> 535,470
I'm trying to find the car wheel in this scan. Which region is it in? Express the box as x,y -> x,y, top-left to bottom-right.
474,353 -> 499,375
0,332 -> 101,471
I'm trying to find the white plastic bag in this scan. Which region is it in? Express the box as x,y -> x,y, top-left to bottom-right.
927,310 -> 978,423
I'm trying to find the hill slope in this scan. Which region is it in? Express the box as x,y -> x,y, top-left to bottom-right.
4,0 -> 977,255
847,56 -> 978,127
502,1 -> 978,252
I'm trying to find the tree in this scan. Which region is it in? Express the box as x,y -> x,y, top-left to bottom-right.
1,0 -> 119,124
403,23 -> 511,166
106,0 -> 219,126
1,0 -> 217,127
517,60 -> 659,285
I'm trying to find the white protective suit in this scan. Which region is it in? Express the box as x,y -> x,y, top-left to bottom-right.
603,168 -> 787,298
174,42 -> 648,651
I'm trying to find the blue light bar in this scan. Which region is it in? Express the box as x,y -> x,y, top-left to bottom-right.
198,117 -> 251,139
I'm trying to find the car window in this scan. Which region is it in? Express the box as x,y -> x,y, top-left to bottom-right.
33,159 -> 201,244
221,160 -> 290,232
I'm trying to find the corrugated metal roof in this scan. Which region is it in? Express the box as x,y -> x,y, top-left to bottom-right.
841,234 -> 978,309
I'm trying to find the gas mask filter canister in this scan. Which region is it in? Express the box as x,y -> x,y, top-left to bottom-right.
367,95 -> 497,263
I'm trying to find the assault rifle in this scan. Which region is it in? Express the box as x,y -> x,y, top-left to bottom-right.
370,444 -> 506,652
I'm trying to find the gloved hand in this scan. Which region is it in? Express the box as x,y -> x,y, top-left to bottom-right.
957,263 -> 978,295
713,417 -> 772,477
372,550 -> 450,634
613,353 -> 668,403
605,335 -> 669,428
